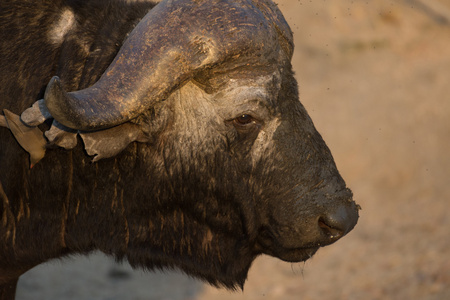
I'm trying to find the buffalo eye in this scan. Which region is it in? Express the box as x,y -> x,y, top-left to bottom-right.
234,114 -> 254,125
230,114 -> 261,135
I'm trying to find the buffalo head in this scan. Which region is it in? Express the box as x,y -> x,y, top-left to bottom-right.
11,0 -> 359,289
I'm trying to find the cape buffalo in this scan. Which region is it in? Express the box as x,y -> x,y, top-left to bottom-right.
0,0 -> 359,298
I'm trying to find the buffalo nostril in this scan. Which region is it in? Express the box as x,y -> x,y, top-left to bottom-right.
318,217 -> 344,240
318,204 -> 359,241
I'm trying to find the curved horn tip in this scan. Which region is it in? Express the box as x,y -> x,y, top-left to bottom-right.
44,76 -> 63,109
43,76 -> 80,129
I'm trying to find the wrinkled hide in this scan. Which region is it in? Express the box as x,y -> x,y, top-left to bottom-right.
0,0 -> 359,296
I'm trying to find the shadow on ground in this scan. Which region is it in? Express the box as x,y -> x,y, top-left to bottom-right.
17,252 -> 202,300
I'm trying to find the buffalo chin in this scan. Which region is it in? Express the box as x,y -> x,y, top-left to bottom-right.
255,239 -> 320,262
266,246 -> 320,263
255,228 -> 320,263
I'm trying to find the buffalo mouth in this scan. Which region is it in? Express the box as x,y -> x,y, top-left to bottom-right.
256,228 -> 320,263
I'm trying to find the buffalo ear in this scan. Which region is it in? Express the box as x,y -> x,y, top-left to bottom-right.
18,99 -> 151,162
44,121 -> 78,149
2,109 -> 46,168
79,123 -> 149,162
42,119 -> 150,162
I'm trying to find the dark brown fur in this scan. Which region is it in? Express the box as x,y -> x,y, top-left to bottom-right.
0,0 -> 258,290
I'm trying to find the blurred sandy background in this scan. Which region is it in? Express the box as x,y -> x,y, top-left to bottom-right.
17,0 -> 450,299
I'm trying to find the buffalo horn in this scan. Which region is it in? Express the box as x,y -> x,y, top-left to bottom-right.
44,0 -> 293,131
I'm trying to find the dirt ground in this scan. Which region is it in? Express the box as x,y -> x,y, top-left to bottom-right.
17,0 -> 450,299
